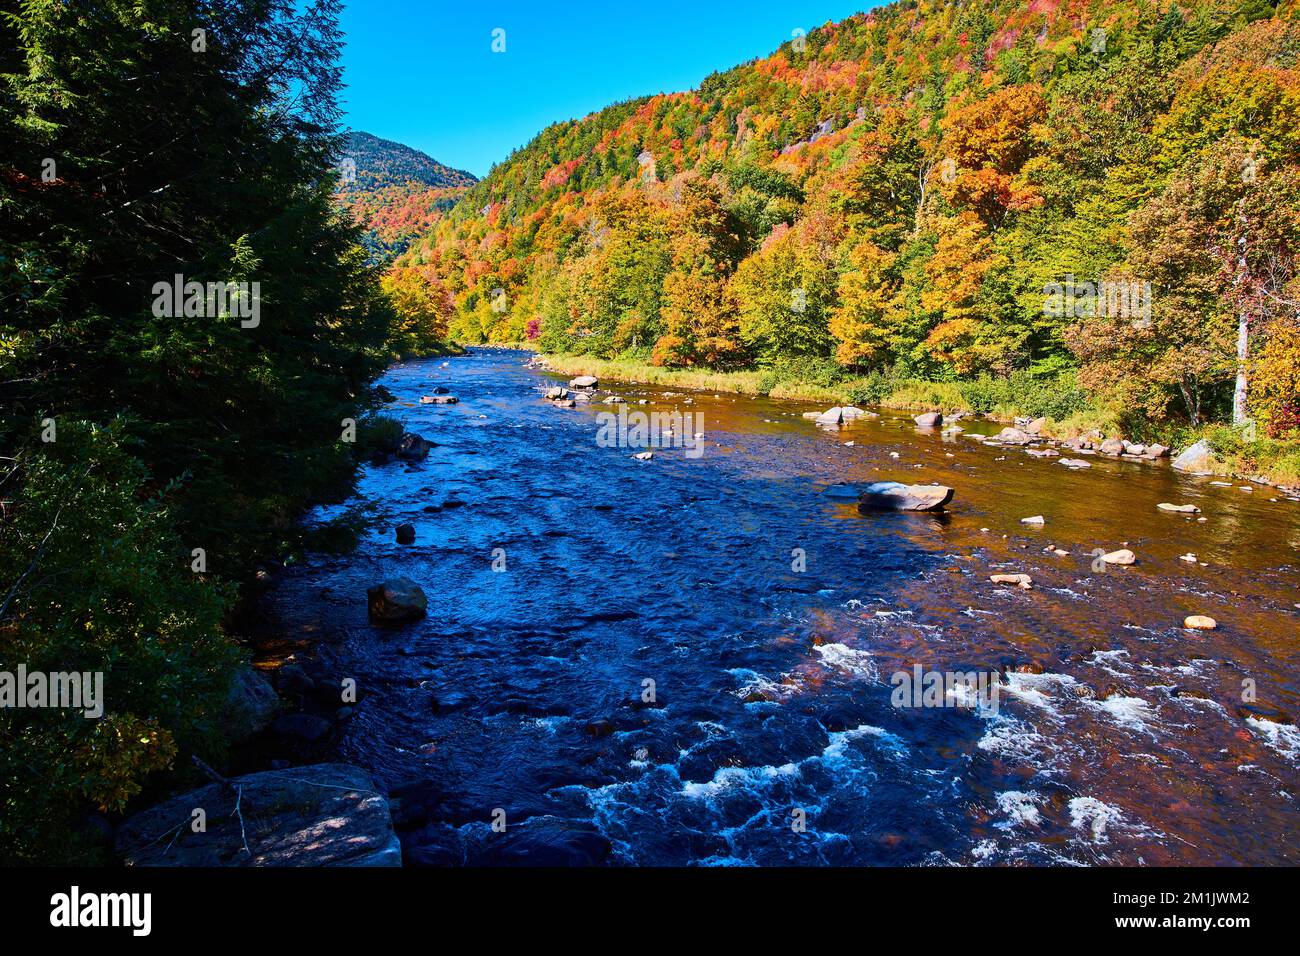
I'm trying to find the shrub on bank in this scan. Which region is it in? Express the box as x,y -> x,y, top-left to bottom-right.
0,423 -> 240,864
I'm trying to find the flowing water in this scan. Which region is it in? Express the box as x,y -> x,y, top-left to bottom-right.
269,347 -> 1300,866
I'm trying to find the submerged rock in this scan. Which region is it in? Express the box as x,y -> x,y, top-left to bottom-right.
857,482 -> 954,512
367,577 -> 428,624
115,763 -> 400,866
471,816 -> 611,867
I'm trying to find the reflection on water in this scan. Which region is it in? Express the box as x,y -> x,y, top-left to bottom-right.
270,348 -> 1300,865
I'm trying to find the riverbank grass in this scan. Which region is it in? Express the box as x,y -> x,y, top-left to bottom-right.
530,352 -> 1300,488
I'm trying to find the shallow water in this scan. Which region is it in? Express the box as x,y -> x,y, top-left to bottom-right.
270,347 -> 1300,866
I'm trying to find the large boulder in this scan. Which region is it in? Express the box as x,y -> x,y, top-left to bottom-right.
569,375 -> 598,389
841,406 -> 875,420
1172,439 -> 1217,473
816,406 -> 844,425
995,427 -> 1033,445
115,764 -> 400,867
914,411 -> 943,428
367,577 -> 428,624
1099,438 -> 1126,456
857,481 -> 954,512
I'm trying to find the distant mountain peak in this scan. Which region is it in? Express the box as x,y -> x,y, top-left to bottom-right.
340,131 -> 477,191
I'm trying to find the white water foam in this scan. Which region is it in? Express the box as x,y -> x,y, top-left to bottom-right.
814,642 -> 877,678
1246,717 -> 1300,760
1068,797 -> 1125,843
995,791 -> 1043,829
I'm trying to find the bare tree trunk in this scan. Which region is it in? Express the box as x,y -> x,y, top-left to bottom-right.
1232,205 -> 1250,426
1232,309 -> 1249,425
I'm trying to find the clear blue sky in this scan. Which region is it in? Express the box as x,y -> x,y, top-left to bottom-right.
339,0 -> 876,178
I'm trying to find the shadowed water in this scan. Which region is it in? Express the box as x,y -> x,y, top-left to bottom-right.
270,347 -> 1300,866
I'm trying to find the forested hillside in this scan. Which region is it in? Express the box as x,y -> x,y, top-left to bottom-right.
396,0 -> 1300,452
338,131 -> 476,260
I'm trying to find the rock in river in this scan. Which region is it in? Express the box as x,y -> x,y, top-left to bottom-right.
1157,503 -> 1200,514
857,481 -> 954,512
1184,615 -> 1218,630
419,394 -> 458,405
569,375 -> 598,389
367,577 -> 428,623
115,763 -> 400,866
397,432 -> 434,461
990,573 -> 1033,589
1172,439 -> 1216,473
395,522 -> 416,544
995,427 -> 1033,445
1100,548 -> 1137,566
219,667 -> 279,743
471,816 -> 611,867
272,712 -> 333,743
816,406 -> 845,425
914,411 -> 943,427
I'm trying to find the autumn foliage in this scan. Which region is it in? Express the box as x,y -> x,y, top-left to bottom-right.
379,0 -> 1298,434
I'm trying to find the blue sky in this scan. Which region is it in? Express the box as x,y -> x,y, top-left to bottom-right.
339,0 -> 875,178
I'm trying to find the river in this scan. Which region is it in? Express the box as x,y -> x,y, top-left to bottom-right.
267,347 -> 1300,866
